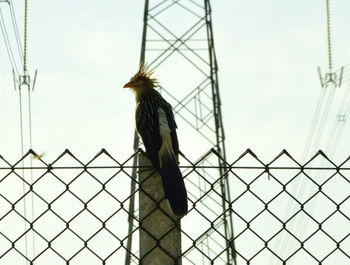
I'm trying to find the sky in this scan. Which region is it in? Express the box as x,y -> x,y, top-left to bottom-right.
0,0 -> 350,164
0,1 -> 350,265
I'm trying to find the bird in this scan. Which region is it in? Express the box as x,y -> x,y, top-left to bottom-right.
123,64 -> 188,216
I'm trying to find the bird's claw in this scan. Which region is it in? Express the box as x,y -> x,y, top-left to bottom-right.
138,148 -> 147,157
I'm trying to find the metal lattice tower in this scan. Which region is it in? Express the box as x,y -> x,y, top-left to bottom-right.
126,1 -> 236,264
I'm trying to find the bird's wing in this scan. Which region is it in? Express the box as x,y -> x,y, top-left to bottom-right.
136,100 -> 161,168
157,104 -> 187,215
163,101 -> 179,157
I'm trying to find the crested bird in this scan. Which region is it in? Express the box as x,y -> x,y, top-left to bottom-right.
123,64 -> 188,216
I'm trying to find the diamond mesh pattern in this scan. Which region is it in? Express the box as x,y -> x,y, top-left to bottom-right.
0,149 -> 349,265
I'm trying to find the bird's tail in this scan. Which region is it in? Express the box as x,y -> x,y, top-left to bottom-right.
159,145 -> 188,216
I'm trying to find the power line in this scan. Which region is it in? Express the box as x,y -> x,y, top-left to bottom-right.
1,0 -> 37,262
326,68 -> 350,155
301,80 -> 327,162
8,0 -> 23,65
274,0 -> 345,262
0,6 -> 19,75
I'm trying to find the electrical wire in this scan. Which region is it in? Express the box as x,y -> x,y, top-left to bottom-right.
8,0 -> 23,65
289,71 -> 350,265
274,84 -> 337,265
330,86 -> 350,157
0,6 -> 19,75
310,82 -> 336,154
0,3 -> 31,260
28,87 -> 35,262
282,81 -> 350,260
18,87 -> 29,263
326,71 -> 350,154
23,0 -> 35,261
273,76 -> 330,265
275,0 -> 339,261
2,0 -> 35,261
301,86 -> 327,162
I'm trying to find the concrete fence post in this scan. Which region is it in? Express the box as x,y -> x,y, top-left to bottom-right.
139,153 -> 182,265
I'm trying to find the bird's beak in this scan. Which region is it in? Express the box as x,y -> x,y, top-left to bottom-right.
123,82 -> 131,88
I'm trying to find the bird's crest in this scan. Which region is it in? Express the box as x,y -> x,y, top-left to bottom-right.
130,63 -> 159,88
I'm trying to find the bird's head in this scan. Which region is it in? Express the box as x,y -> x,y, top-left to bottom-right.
123,64 -> 158,95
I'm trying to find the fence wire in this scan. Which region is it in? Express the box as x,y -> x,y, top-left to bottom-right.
0,149 -> 349,265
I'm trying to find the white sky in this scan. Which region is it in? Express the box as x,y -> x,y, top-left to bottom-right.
0,0 -> 350,164
0,1 -> 350,265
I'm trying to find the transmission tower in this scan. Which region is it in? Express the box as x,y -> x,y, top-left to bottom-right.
0,0 -> 37,263
271,1 -> 346,264
126,1 -> 235,264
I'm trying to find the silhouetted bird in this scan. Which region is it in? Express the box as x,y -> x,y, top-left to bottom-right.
123,64 -> 188,216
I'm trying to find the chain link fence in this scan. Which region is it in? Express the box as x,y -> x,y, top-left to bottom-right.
0,149 -> 349,265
